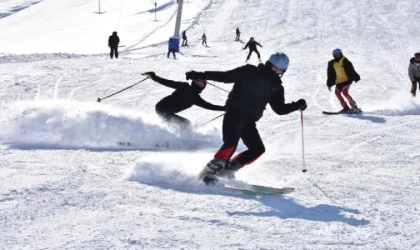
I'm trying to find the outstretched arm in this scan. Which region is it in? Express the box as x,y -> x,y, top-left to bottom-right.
256,42 -> 262,47
269,87 -> 305,115
144,72 -> 189,90
186,65 -> 249,84
195,97 -> 226,111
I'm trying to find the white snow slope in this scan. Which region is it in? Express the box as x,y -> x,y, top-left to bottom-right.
1,0 -> 420,249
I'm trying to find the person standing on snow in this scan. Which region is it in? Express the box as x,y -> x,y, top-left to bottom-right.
235,27 -> 241,41
243,37 -> 263,62
108,31 -> 120,59
167,38 -> 176,59
182,30 -> 188,46
408,52 -> 420,97
202,32 -> 207,46
185,52 -> 307,185
141,72 -> 226,132
326,48 -> 361,113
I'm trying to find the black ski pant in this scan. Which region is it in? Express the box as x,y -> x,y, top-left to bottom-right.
214,108 -> 265,167
202,40 -> 207,46
110,47 -> 118,59
155,103 -> 191,130
246,49 -> 260,60
235,34 -> 240,41
182,38 -> 188,46
167,48 -> 176,59
411,77 -> 420,91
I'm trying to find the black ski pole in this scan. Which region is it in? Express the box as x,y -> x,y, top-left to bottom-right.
97,77 -> 148,102
199,113 -> 225,126
207,82 -> 229,93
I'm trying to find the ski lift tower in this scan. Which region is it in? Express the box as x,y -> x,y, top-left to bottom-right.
169,0 -> 183,52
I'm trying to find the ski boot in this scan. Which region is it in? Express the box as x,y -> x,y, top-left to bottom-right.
349,106 -> 362,114
198,159 -> 226,186
217,159 -> 242,179
338,107 -> 350,114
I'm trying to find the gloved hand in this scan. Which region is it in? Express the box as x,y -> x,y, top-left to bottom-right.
328,86 -> 332,91
296,99 -> 307,111
142,71 -> 156,79
186,70 -> 205,80
412,81 -> 417,85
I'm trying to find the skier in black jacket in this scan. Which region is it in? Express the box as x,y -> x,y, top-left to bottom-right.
142,72 -> 226,131
244,37 -> 262,62
182,30 -> 188,46
235,28 -> 241,41
186,52 -> 307,185
108,31 -> 120,59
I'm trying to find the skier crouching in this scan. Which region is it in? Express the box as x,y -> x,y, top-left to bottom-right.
142,72 -> 226,133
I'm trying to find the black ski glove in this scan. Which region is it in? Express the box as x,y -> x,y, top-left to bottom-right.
296,99 -> 307,111
186,70 -> 205,80
142,71 -> 156,79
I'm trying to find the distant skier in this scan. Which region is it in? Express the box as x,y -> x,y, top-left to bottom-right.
235,27 -> 241,41
408,52 -> 420,97
202,32 -> 207,46
326,48 -> 361,113
186,52 -> 307,185
141,71 -> 225,132
244,37 -> 262,62
182,30 -> 188,46
167,38 -> 176,59
108,31 -> 120,59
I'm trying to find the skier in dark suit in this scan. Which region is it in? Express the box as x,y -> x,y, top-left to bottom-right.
108,31 -> 120,59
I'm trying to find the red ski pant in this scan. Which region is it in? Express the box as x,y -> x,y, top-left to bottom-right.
335,82 -> 357,109
213,109 -> 265,167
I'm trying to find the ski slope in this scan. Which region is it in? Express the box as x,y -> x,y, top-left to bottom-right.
1,0 -> 420,249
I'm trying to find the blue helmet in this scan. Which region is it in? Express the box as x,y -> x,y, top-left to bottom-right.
332,48 -> 342,55
269,52 -> 289,70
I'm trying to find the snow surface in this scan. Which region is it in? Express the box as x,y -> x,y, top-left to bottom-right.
1,0 -> 420,249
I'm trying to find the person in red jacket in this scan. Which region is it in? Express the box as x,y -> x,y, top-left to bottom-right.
326,48 -> 361,114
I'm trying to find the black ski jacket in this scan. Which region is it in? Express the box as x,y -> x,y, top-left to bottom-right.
203,63 -> 299,121
152,75 -> 225,113
108,35 -> 120,47
326,57 -> 360,87
244,41 -> 262,51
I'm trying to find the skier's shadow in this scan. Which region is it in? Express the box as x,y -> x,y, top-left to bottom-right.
138,180 -> 369,226
344,113 -> 386,123
227,198 -> 370,226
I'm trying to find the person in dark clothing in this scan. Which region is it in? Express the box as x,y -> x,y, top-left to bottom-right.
185,52 -> 307,185
244,37 -> 262,62
108,31 -> 120,59
142,72 -> 225,131
167,38 -> 176,59
408,52 -> 420,97
182,30 -> 188,46
235,28 -> 241,41
326,48 -> 361,113
202,33 -> 207,46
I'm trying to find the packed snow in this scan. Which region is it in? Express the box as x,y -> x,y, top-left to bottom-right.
1,0 -> 420,249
